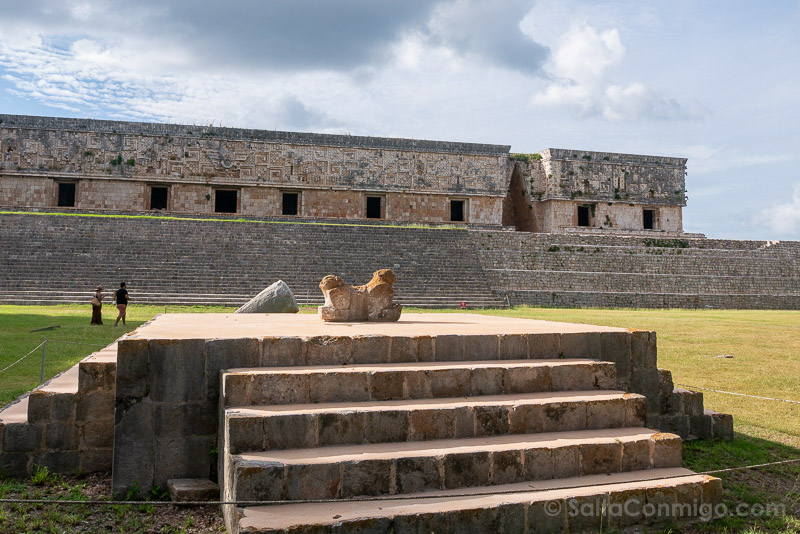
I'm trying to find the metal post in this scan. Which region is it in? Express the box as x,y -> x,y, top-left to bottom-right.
39,339 -> 47,384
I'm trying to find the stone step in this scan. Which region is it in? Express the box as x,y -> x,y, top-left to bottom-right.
224,391 -> 646,453
221,359 -> 616,407
228,428 -> 681,503
233,468 -> 721,533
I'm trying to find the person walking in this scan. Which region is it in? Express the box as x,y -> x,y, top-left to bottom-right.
90,285 -> 105,325
114,282 -> 131,327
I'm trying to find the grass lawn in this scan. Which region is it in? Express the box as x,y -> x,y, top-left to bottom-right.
1,304 -> 799,532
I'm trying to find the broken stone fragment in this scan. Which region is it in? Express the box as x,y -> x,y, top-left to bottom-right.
235,280 -> 299,313
318,269 -> 402,322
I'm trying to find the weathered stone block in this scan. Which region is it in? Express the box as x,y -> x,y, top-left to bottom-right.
318,412 -> 366,446
264,413 -> 316,450
542,401 -> 586,432
168,478 -> 221,502
607,488 -> 645,528
552,444 -> 582,478
581,441 -> 622,474
658,413 -> 689,438
27,393 -> 52,424
644,484 -> 678,524
116,338 -> 149,400
630,330 -> 657,372
447,506 -> 499,533
434,335 -> 464,361
310,372 -> 368,403
365,410 -> 409,444
443,451 -> 490,489
154,403 -> 216,440
394,512 -> 448,534
235,462 -> 285,501
505,366 -> 551,394
586,397 -> 626,430
206,338 -> 260,401
651,433 -> 682,468
261,337 -> 304,367
409,409 -> 454,441
709,410 -> 734,440
523,447 -> 553,480
0,451 -> 30,477
624,394 -> 648,427
491,450 -> 521,484
154,435 -> 214,486
227,414 -> 265,454
79,361 -> 116,392
565,494 -> 606,531
4,423 -> 43,452
305,336 -> 353,365
369,371 -> 405,400
622,438 -> 651,472
78,420 -> 113,450
351,335 -> 390,364
498,334 -> 528,360
33,451 -> 79,474
51,393 -> 77,422
148,339 -> 206,403
396,456 -> 441,493
509,404 -> 546,434
559,332 -> 600,359
80,448 -> 113,473
630,369 -> 660,413
551,363 -> 594,391
428,368 -> 470,397
341,459 -> 392,497
404,370 -> 432,398
528,500 -> 566,534
77,391 -> 114,422
690,413 -> 712,439
388,337 -> 418,363
526,333 -> 559,359
285,463 -> 341,500
462,335 -> 498,360
599,331 -> 631,388
470,367 -> 505,396
332,517 -> 393,534
473,405 -> 509,436
46,423 -> 80,450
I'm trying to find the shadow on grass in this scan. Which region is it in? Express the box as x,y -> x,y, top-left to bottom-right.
683,433 -> 800,532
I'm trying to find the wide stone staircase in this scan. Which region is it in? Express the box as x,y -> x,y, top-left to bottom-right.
477,232 -> 800,309
219,346 -> 720,531
0,213 -> 505,308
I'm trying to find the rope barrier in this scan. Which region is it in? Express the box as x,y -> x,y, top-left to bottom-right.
676,383 -> 800,405
1,457 -> 799,507
0,341 -> 47,374
42,340 -> 109,348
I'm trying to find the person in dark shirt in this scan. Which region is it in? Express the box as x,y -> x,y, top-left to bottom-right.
114,282 -> 131,326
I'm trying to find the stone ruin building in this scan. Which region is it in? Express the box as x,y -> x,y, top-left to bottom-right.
0,114 -> 687,234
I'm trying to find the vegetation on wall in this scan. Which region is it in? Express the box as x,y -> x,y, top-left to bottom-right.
508,153 -> 542,164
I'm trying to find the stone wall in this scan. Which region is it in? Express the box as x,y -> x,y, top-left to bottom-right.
0,114 -> 509,225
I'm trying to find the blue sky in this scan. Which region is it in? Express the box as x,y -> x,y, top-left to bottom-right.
1,0 -> 798,240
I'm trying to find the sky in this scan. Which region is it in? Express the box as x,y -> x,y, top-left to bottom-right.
1,0 -> 799,240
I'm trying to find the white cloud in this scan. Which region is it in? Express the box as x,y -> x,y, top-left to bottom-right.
756,183 -> 800,238
532,25 -> 702,121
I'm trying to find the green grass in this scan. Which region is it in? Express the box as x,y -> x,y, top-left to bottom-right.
0,304 -> 235,406
0,210 -> 467,230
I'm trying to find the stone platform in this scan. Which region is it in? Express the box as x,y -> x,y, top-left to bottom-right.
102,312 -> 731,532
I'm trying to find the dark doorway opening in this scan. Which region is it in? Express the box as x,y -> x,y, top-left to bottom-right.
57,183 -> 76,207
577,205 -> 590,227
282,192 -> 299,216
366,196 -> 382,219
450,200 -> 465,222
215,190 -> 238,213
643,209 -> 654,230
150,187 -> 168,210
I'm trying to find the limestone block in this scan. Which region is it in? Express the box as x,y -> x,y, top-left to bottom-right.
227,415 -> 265,454
309,372 -> 369,403
395,456 -> 441,493
470,367 -> 505,396
600,331 -> 632,389
528,500 -> 566,534
51,393 -> 77,422
304,336 -> 352,365
427,368 -> 470,397
409,409 -> 455,441
365,410 -> 409,444
46,423 -> 80,451
505,366 -> 551,394
498,334 -> 528,360
261,336 -> 304,367
523,447 -> 553,480
76,391 -> 114,422
80,448 -> 113,473
551,444 -> 582,478
27,392 -> 52,424
433,335 -> 464,362
264,413 -> 316,450
115,339 -> 150,400
559,332 -> 600,359
630,369 -> 660,413
509,404 -> 546,434
318,412 -> 366,446
586,397 -> 626,430
318,269 -> 402,322
708,410 -> 734,440
542,402 -> 586,433
234,280 -> 299,314
351,335 -> 390,364
3,423 -> 43,452
0,451 -> 30,478
581,441 -> 622,474
473,405 -> 510,436
443,451 -> 490,489
33,451 -> 79,474
285,464 -> 340,500
341,459 -> 392,497
651,432 -> 682,468
622,438 -> 651,471
79,360 -> 116,392
491,449 -> 522,484
168,478 -> 220,502
462,335 -> 499,360
526,333 -> 560,359
369,371 -> 405,400
624,394 -> 648,427
630,330 -> 657,372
